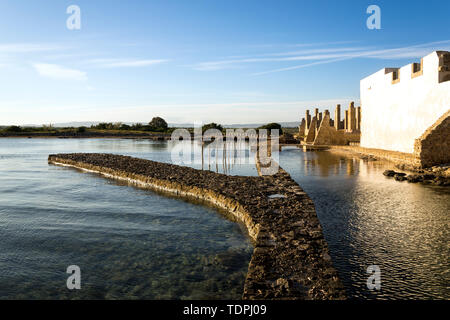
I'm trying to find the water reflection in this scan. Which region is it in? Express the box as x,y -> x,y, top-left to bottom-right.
168,139 -> 259,176
280,149 -> 450,299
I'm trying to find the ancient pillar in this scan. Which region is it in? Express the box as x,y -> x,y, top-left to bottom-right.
334,104 -> 341,130
305,116 -> 317,143
356,106 -> 361,131
305,110 -> 311,131
324,110 -> 331,126
299,118 -> 306,137
344,110 -> 349,131
349,102 -> 356,132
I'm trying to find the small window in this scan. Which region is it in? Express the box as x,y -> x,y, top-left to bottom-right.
392,70 -> 400,84
411,59 -> 423,78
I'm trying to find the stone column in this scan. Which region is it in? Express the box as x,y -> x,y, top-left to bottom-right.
314,108 -> 319,127
324,110 -> 331,126
305,110 -> 311,131
334,104 -> 341,130
349,102 -> 356,132
344,110 -> 349,131
356,106 -> 361,131
299,118 -> 306,137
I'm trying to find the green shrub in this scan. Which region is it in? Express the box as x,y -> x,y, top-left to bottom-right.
5,125 -> 22,132
202,122 -> 223,133
148,117 -> 168,131
258,122 -> 282,130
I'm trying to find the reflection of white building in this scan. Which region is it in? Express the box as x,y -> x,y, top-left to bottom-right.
360,51 -> 450,167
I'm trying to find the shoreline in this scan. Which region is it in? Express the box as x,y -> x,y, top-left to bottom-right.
327,145 -> 450,181
0,132 -> 173,140
48,153 -> 346,300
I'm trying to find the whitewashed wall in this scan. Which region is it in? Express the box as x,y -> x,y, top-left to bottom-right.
360,51 -> 450,154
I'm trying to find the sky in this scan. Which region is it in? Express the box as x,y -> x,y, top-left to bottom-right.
0,0 -> 449,125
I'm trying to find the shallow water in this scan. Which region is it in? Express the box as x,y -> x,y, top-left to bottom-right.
279,147 -> 449,299
0,138 -> 448,300
0,138 -> 253,299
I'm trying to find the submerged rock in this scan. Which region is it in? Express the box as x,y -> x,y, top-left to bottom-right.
383,170 -> 396,177
385,168 -> 449,186
394,174 -> 407,181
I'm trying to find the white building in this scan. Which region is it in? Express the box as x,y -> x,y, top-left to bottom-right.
360,51 -> 450,157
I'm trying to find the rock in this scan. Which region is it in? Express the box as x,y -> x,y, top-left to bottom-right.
383,170 -> 396,177
394,174 -> 407,181
323,253 -> 332,262
406,175 -> 422,183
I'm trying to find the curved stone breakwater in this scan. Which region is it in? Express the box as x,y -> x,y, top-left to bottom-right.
48,153 -> 345,300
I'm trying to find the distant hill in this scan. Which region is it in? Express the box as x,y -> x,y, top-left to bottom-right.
170,122 -> 300,128
7,121 -> 301,128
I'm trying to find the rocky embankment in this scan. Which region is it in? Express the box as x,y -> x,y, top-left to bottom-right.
48,153 -> 345,300
383,165 -> 450,186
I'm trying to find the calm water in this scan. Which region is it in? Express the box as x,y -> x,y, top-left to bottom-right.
279,148 -> 449,299
0,138 -> 253,299
0,138 -> 448,299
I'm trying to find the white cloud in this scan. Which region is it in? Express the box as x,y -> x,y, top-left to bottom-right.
192,40 -> 450,73
0,43 -> 62,53
87,58 -> 168,68
33,63 -> 87,81
191,47 -> 368,71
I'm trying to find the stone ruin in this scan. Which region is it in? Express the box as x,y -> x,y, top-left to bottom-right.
298,102 -> 361,145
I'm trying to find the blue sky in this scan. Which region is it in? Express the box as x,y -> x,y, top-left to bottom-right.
1,0 -> 449,125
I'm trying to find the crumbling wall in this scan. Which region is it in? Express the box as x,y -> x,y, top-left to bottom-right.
414,110 -> 450,167
312,114 -> 361,146
313,114 -> 345,145
298,118 -> 306,137
305,116 -> 317,143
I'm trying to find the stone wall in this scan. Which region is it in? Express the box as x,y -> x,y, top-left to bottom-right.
414,110 -> 450,167
48,153 -> 345,300
360,51 -> 450,154
300,103 -> 361,145
329,145 -> 421,168
313,114 -> 346,145
306,113 -> 361,146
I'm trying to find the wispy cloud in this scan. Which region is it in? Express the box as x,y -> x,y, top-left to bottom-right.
86,58 -> 168,68
0,43 -> 62,53
191,47 -> 368,71
192,40 -> 450,74
33,63 -> 87,81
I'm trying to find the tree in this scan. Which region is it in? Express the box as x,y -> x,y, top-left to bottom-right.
148,117 -> 168,131
5,125 -> 22,132
257,123 -> 283,135
202,122 -> 223,133
258,123 -> 282,130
